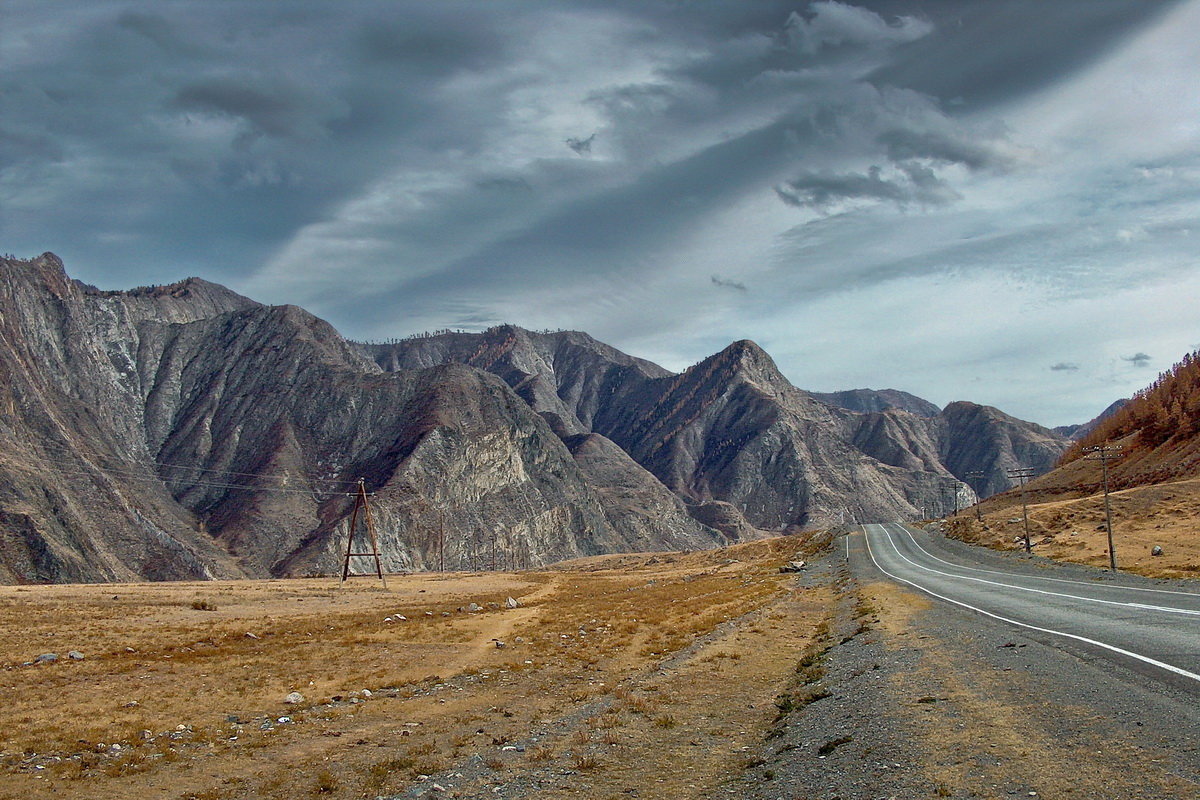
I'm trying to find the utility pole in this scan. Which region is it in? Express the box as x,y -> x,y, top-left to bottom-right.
1085,444 -> 1123,570
490,532 -> 497,571
966,471 -> 986,522
1007,467 -> 1036,554
340,478 -> 387,588
438,504 -> 445,572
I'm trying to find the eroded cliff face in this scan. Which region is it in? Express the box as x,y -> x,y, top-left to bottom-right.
367,328 -> 1070,529
0,255 -> 722,583
0,254 -> 1068,583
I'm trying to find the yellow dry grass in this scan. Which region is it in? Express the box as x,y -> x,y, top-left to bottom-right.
950,476 -> 1200,578
0,533 -> 828,799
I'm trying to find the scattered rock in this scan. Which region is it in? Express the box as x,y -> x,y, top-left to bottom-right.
277,716 -> 293,724
361,689 -> 372,698
467,602 -> 482,613
1009,518 -> 1023,525
779,560 -> 806,573
1152,545 -> 1164,556
493,640 -> 506,649
35,653 -> 57,664
505,597 -> 520,609
395,615 -> 407,621
284,691 -> 305,705
245,632 -> 260,640
67,650 -> 84,660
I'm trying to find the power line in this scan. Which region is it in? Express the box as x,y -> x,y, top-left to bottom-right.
1006,467 -> 1037,554
1084,444 -> 1123,571
5,439 -> 367,498
21,437 -> 364,489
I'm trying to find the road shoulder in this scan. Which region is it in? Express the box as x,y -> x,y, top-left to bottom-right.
731,535 -> 1200,799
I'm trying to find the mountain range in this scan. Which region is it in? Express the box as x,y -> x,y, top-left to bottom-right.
0,253 -> 1071,583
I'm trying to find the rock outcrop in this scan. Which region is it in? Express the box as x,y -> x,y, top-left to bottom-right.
0,254 -> 723,583
365,327 -> 1070,529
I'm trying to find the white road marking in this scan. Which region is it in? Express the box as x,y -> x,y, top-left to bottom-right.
883,521 -> 1200,599
862,524 -> 1200,686
875,524 -> 1200,618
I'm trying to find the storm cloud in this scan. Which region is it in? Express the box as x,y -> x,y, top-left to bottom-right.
1,0 -> 1194,427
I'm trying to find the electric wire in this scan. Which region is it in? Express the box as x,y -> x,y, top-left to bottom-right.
6,437 -> 373,497
26,437 -> 363,488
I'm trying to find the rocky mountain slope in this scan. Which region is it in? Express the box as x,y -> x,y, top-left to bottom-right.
363,326 -> 1069,527
0,254 -> 721,583
0,254 -> 1069,583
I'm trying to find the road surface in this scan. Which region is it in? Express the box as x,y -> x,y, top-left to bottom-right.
855,521 -> 1200,695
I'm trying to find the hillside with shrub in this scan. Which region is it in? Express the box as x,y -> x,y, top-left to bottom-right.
1056,349 -> 1200,490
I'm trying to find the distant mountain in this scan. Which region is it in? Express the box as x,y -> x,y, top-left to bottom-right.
364,326 -> 1069,526
810,388 -> 940,418
1053,399 -> 1128,441
0,254 -> 1069,583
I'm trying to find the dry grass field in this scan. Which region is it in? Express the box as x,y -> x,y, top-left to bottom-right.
948,476 -> 1200,578
0,534 -> 830,799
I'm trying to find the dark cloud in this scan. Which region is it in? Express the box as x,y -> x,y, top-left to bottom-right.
1122,352 -> 1153,367
711,275 -> 748,292
1,0 -> 1193,427
781,1 -> 932,57
566,134 -> 596,156
116,11 -> 206,58
877,126 -> 1013,171
1050,362 -> 1080,372
775,162 -> 957,212
174,78 -> 347,141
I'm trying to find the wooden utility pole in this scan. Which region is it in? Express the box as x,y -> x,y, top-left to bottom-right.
438,504 -> 445,572
966,471 -> 986,522
340,479 -> 387,587
1007,467 -> 1036,553
1085,444 -> 1123,570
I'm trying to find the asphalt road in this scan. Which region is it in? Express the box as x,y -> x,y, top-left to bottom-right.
856,521 -> 1200,696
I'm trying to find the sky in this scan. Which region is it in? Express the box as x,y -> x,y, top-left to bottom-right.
2,0 -> 1198,427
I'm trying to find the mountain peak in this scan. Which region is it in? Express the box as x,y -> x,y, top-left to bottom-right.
705,339 -> 787,387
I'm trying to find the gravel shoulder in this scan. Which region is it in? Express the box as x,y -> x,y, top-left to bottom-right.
727,532 -> 1200,800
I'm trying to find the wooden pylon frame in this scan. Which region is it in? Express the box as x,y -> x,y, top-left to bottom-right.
339,479 -> 387,587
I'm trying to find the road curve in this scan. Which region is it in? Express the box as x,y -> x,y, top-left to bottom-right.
855,522 -> 1200,694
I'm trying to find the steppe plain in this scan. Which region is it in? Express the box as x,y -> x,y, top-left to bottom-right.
0,536 -> 829,799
